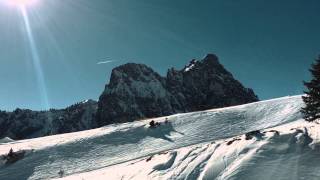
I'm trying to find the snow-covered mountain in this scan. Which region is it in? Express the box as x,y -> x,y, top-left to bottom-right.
0,54 -> 257,140
96,54 -> 258,126
0,99 -> 98,140
1,95 -> 318,180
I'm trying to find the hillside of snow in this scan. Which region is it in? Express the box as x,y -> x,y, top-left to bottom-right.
62,120 -> 320,180
1,95 -> 318,180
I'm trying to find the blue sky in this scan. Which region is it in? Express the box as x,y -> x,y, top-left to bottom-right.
0,0 -> 319,110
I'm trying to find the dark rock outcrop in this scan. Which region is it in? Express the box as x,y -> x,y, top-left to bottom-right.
96,54 -> 258,126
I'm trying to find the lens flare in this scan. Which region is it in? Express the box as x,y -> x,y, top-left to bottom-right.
20,6 -> 50,109
7,0 -> 37,7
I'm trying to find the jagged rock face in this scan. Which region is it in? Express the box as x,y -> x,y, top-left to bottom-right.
167,54 -> 258,111
96,63 -> 175,125
0,100 -> 98,140
96,54 -> 258,126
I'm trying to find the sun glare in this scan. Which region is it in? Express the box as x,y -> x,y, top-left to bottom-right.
7,0 -> 37,7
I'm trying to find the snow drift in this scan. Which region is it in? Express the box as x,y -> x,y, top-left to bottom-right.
1,95 -> 317,180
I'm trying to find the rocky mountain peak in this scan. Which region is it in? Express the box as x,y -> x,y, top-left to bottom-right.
203,53 -> 219,62
96,54 -> 259,126
81,99 -> 97,105
0,54 -> 259,140
0,99 -> 98,140
108,63 -> 164,88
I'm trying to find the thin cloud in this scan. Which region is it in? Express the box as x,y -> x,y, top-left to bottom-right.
97,60 -> 115,65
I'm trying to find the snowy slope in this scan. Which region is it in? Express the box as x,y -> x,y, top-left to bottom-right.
62,120 -> 319,180
0,95 -> 309,180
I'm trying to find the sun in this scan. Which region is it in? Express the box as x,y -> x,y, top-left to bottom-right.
7,0 -> 37,7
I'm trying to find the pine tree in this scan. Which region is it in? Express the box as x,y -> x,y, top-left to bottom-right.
301,56 -> 320,122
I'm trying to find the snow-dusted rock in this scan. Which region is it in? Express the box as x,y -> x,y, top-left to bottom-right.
96,54 -> 258,126
0,100 -> 98,140
96,63 -> 176,125
0,137 -> 14,144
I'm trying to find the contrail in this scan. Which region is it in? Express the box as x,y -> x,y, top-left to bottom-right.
97,60 -> 115,65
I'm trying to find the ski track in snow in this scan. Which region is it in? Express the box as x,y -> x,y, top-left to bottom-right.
0,95 -> 312,180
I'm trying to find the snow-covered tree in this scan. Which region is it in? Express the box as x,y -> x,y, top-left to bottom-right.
301,56 -> 320,122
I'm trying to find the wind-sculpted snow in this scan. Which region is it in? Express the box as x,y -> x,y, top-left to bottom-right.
60,120 -> 320,180
0,96 -> 304,179
223,130 -> 319,180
